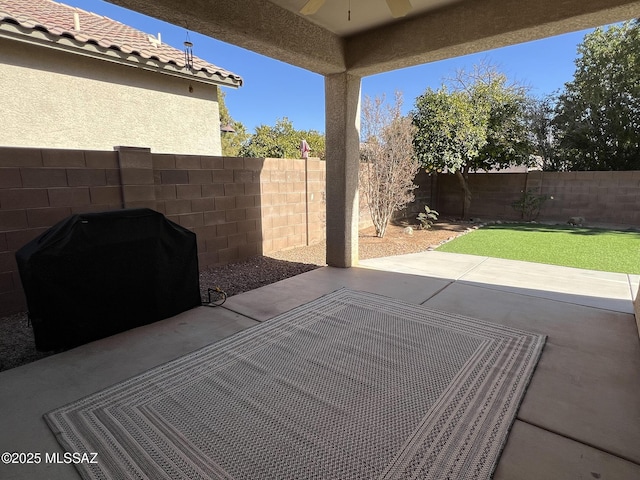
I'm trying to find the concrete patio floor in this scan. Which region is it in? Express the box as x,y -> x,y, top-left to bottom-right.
1,251 -> 639,479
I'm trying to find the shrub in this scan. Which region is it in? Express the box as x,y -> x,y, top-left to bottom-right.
417,205 -> 439,229
360,92 -> 420,237
511,190 -> 550,221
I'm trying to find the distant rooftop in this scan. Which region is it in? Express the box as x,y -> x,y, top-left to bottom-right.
0,0 -> 242,88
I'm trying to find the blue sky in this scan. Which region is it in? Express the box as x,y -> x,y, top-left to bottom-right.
63,0 -> 593,134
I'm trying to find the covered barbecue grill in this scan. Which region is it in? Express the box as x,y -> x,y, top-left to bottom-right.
16,208 -> 201,351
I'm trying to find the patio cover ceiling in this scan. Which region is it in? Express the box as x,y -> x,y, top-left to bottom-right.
107,0 -> 640,77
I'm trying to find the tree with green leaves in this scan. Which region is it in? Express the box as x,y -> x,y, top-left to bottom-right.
218,88 -> 250,157
412,87 -> 486,219
239,117 -> 325,159
553,20 -> 640,170
412,63 -> 532,218
360,92 -> 419,238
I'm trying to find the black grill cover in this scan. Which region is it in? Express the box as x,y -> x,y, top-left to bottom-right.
16,209 -> 201,351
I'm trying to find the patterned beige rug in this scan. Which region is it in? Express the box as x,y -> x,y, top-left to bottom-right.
46,288 -> 545,479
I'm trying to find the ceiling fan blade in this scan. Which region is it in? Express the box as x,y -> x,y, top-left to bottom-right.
300,0 -> 326,15
385,0 -> 412,17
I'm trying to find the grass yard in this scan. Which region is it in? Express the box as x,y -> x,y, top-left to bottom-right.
437,223 -> 640,274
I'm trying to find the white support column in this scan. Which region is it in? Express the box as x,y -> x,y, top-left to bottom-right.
324,73 -> 361,267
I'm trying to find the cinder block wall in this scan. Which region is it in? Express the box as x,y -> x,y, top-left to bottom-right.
406,171 -> 526,221
411,171 -> 640,225
0,147 -> 123,315
0,146 -> 326,316
151,153 -> 326,263
533,171 -> 640,225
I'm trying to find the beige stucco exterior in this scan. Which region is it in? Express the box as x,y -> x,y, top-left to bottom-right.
0,37 -> 222,156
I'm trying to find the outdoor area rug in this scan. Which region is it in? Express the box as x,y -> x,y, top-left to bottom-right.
45,288 -> 546,480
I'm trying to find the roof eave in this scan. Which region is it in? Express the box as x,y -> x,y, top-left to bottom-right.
0,21 -> 242,89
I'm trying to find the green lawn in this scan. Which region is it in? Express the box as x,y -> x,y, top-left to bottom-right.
437,223 -> 640,274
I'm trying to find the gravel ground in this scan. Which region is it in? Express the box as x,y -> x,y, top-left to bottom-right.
0,220 -> 472,372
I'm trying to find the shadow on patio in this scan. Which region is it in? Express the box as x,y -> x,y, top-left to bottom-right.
0,251 -> 638,479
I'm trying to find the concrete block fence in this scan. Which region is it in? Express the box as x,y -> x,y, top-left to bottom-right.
409,170 -> 640,226
0,146 -> 326,316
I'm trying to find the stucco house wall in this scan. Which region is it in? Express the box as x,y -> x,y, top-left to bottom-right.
0,37 -> 222,156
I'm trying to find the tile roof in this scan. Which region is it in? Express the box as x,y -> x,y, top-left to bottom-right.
0,0 -> 242,87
